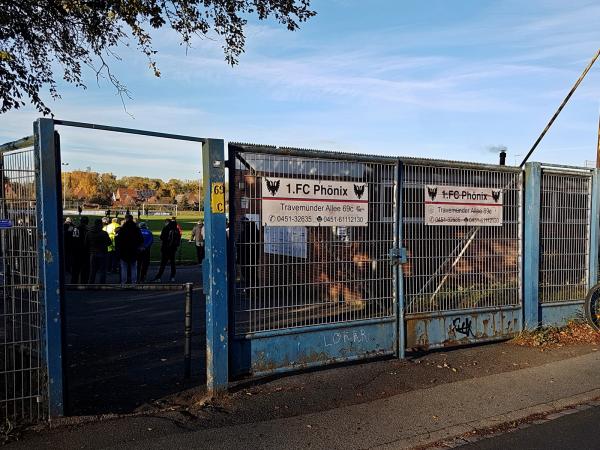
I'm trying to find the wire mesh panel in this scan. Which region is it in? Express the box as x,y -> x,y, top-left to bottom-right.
403,163 -> 522,315
231,148 -> 396,335
0,142 -> 44,423
539,171 -> 591,303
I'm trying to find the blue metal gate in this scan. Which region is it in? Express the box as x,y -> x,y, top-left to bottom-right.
0,136 -> 45,424
537,166 -> 597,325
401,159 -> 523,349
228,144 -> 400,376
1,119 -> 64,424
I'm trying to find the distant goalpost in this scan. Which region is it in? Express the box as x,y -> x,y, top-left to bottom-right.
141,203 -> 178,217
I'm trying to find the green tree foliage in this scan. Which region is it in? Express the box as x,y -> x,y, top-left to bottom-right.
1,1 -> 315,114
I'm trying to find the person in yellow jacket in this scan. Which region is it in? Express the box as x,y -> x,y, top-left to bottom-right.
104,217 -> 119,273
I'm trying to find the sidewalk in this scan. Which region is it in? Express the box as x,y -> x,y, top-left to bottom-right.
7,345 -> 600,449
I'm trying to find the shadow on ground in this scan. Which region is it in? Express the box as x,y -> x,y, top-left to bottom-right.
64,265 -> 206,416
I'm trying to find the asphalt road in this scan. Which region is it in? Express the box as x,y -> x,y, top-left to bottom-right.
64,264 -> 206,415
461,405 -> 600,450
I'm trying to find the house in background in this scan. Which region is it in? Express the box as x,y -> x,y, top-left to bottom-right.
112,187 -> 157,207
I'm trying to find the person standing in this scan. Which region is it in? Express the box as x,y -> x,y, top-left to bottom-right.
115,214 -> 143,284
70,216 -> 89,283
63,217 -> 75,274
85,218 -> 111,283
190,220 -> 205,264
137,222 -> 154,283
105,218 -> 119,273
152,219 -> 181,282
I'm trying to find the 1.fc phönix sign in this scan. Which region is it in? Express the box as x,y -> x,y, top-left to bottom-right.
261,177 -> 369,226
424,185 -> 503,226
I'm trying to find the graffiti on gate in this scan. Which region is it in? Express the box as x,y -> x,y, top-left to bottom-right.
450,317 -> 475,338
323,329 -> 368,347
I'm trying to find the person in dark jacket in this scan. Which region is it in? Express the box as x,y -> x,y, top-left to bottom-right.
115,214 -> 143,284
152,219 -> 181,282
85,218 -> 111,283
71,216 -> 89,283
137,222 -> 154,283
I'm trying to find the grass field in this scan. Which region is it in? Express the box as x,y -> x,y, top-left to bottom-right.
65,211 -> 204,263
144,212 -> 204,262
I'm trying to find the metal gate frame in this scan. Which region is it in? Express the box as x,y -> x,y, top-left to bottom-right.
400,158 -> 524,350
3,118 -> 231,423
228,144 -> 403,377
0,119 -> 64,423
524,163 -> 600,328
47,119 -> 230,399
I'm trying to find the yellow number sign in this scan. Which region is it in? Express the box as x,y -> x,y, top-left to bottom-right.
211,182 -> 225,213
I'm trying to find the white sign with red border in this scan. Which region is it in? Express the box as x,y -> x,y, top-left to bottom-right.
261,177 -> 369,227
424,185 -> 503,226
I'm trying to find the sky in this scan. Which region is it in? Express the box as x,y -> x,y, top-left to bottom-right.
1,0 -> 600,180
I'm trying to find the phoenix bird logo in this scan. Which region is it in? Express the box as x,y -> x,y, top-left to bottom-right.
353,184 -> 366,199
265,178 -> 280,196
427,186 -> 438,201
491,190 -> 501,202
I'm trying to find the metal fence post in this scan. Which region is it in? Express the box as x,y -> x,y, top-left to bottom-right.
396,159 -> 406,359
202,138 -> 228,394
523,162 -> 541,329
588,168 -> 600,289
184,282 -> 193,379
34,118 -> 65,417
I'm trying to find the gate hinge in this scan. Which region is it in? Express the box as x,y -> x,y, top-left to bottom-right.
388,247 -> 408,265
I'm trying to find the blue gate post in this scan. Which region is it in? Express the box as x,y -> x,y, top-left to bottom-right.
395,160 -> 406,359
34,118 -> 65,417
523,162 -> 542,329
202,138 -> 228,394
588,168 -> 600,289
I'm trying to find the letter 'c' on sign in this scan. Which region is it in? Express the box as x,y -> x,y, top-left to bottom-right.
211,182 -> 225,213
